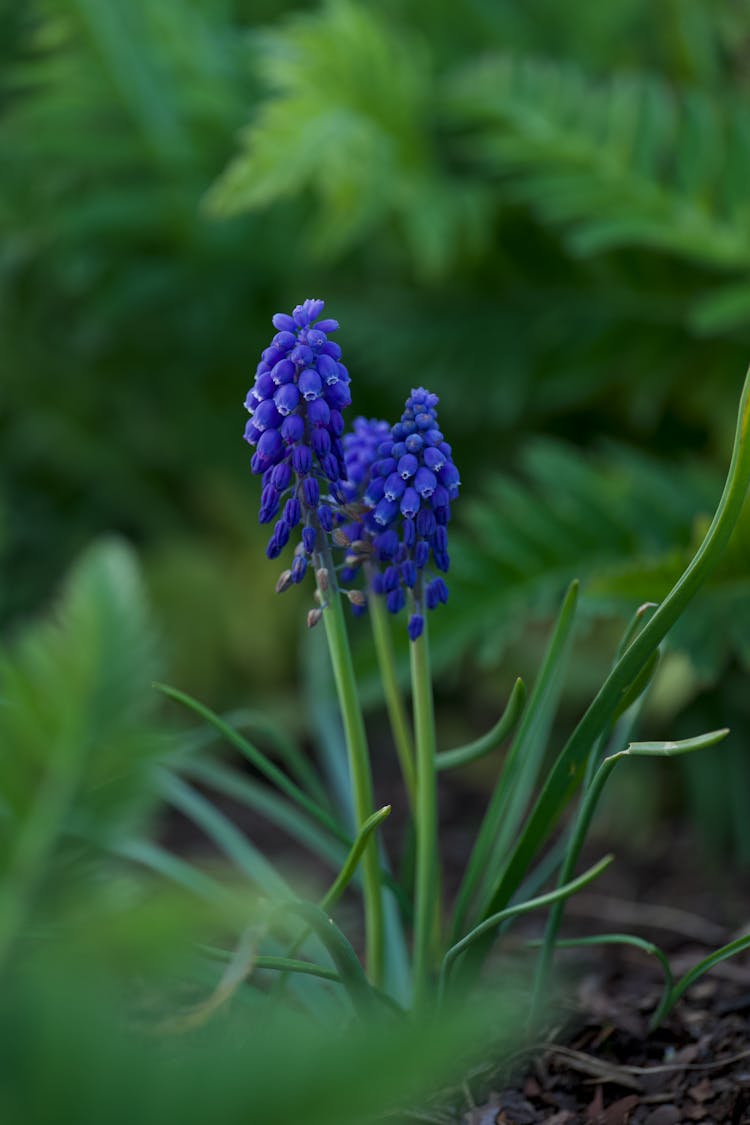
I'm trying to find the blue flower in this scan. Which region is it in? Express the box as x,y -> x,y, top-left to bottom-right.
244,299 -> 351,582
365,388 -> 460,639
342,417 -> 392,506
332,416 -> 392,613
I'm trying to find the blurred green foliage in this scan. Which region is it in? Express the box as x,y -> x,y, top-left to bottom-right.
2,0 -> 750,721
0,539 -> 516,1124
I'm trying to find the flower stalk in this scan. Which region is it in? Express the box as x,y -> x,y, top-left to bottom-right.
317,548 -> 384,987
367,577 -> 416,807
410,602 -> 440,1009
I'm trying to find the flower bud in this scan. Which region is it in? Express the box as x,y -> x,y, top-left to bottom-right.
275,570 -> 293,593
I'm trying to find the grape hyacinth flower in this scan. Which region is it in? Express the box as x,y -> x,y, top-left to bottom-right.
364,388 -> 460,641
332,416 -> 393,614
341,417 -> 392,507
243,299 -> 351,602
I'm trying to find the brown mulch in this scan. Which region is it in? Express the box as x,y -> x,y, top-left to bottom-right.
447,951 -> 750,1125
404,813 -> 750,1125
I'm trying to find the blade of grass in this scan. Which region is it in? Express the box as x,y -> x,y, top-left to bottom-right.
178,709 -> 328,807
451,581 -> 578,942
611,649 -> 660,721
155,682 -> 349,845
663,932 -> 750,1023
184,759 -> 345,870
156,770 -> 291,896
204,947 -> 405,1017
439,854 -> 614,1005
321,805 -> 392,912
185,759 -> 408,912
222,707 -> 330,809
270,805 -> 395,1007
580,603 -> 659,794
480,366 -> 750,937
115,838 -> 239,910
274,900 -> 379,1020
201,946 -> 340,983
254,955 -> 340,982
436,678 -> 526,771
159,925 -> 262,1034
527,933 -> 673,1030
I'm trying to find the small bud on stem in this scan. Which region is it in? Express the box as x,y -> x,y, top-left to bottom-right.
275,569 -> 293,594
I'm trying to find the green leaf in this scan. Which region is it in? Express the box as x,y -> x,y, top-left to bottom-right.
531,726 -> 729,1014
114,838 -> 238,912
320,805 -> 391,913
155,683 -> 350,846
155,771 -> 290,897
0,538 -> 167,966
436,677 -> 526,771
480,365 -> 750,953
205,0 -> 491,276
625,729 -> 730,756
452,582 -> 578,940
440,854 -> 613,1003
438,437 -> 727,672
272,900 -> 378,1020
612,648 -> 660,720
252,955 -> 340,984
183,759 -> 344,873
447,55 -> 750,273
528,933 -> 673,1030
664,932 -> 750,1021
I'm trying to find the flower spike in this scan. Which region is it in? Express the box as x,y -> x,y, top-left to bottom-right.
367,388 -> 460,638
243,300 -> 351,591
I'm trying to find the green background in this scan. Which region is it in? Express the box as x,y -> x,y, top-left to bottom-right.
3,0 -> 750,850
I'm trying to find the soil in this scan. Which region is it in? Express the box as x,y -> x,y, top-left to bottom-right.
412,820 -> 750,1125
444,956 -> 750,1125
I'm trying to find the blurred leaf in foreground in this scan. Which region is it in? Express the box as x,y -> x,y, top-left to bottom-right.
0,537 -> 169,957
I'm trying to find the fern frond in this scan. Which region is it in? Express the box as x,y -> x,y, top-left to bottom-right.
205,0 -> 491,276
0,537 -> 166,855
446,55 -> 750,277
430,438 -> 749,677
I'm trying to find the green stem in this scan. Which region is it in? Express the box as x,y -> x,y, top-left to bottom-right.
436,678 -> 526,772
438,855 -> 613,1008
526,934 -> 673,1031
663,932 -> 750,1022
319,559 -> 384,987
530,751 -> 622,1021
368,580 -> 416,806
321,805 -> 392,913
254,955 -> 340,982
276,899 -> 379,1020
272,804 -> 393,997
410,611 -> 439,1010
